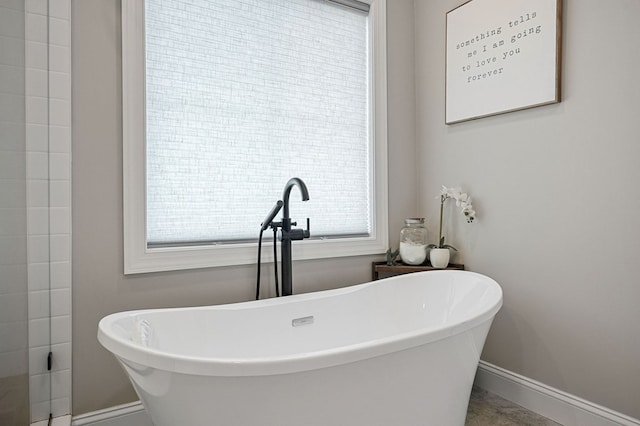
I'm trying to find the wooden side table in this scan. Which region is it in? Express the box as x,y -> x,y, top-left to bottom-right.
371,261 -> 464,281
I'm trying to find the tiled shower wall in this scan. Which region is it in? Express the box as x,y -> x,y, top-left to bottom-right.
26,0 -> 72,421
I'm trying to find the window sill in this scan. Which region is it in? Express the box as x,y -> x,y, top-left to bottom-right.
124,236 -> 388,274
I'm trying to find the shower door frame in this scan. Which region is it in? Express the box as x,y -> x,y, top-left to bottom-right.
24,0 -> 73,422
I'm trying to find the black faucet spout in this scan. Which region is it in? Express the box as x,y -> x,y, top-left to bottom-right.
282,177 -> 309,219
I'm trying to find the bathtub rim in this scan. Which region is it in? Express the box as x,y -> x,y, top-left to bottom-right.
98,270 -> 502,377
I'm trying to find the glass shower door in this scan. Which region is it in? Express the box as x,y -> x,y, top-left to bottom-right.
0,1 -> 31,423
1,2 -> 52,424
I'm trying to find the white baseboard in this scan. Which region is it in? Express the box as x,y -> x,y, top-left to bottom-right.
71,402 -> 151,426
475,361 -> 640,426
70,363 -> 640,426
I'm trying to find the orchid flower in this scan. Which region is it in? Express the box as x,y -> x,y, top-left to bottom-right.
429,186 -> 476,250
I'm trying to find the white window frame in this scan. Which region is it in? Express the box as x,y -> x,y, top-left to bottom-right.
122,0 -> 388,274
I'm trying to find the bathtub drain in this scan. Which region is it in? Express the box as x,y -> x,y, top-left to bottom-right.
292,316 -> 314,327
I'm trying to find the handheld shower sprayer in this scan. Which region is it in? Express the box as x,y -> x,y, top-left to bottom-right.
261,200 -> 283,231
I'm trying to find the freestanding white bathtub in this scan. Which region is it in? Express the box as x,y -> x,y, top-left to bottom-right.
98,270 -> 502,426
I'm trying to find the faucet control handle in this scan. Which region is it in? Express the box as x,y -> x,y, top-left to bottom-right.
281,218 -> 311,241
304,218 -> 310,239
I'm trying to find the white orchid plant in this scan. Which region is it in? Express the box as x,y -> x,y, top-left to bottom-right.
428,186 -> 476,251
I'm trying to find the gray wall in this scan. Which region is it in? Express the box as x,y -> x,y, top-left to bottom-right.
71,0 -> 417,415
415,0 -> 640,419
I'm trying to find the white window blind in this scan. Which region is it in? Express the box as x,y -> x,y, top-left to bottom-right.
145,0 -> 372,246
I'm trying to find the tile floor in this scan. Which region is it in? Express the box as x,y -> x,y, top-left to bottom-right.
0,381 -> 561,426
466,386 -> 562,426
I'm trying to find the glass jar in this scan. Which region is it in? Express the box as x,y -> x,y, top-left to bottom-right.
399,218 -> 428,265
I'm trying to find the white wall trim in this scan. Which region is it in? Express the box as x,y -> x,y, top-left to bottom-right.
121,0 -> 388,274
71,402 -> 151,426
475,361 -> 640,426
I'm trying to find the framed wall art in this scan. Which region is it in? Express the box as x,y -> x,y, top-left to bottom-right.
445,0 -> 562,124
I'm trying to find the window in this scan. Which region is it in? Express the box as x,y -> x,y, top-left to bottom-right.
123,0 -> 388,273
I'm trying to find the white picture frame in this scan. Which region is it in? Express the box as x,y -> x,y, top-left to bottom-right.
445,0 -> 562,124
